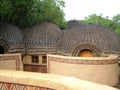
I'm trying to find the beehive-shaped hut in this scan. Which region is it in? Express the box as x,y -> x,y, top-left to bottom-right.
0,22 -> 24,54
67,20 -> 85,29
23,22 -> 62,72
25,22 -> 62,55
57,24 -> 120,57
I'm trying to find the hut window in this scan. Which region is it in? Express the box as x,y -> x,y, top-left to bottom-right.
42,56 -> 47,64
0,45 -> 4,54
79,49 -> 93,57
32,56 -> 39,63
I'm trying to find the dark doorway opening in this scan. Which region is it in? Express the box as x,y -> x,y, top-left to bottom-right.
0,45 -> 4,54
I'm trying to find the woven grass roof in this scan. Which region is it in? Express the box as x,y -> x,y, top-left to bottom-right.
0,22 -> 119,56
57,24 -> 120,56
0,22 -> 24,53
24,22 -> 62,54
68,20 -> 85,29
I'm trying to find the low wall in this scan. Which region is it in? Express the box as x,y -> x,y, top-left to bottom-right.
47,54 -> 119,86
0,53 -> 23,70
0,70 -> 118,90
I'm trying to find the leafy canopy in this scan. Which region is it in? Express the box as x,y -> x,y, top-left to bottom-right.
82,14 -> 120,35
0,0 -> 67,29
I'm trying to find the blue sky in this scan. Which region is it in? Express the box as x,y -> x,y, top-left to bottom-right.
63,0 -> 120,21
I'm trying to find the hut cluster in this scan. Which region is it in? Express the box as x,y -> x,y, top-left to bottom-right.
0,20 -> 120,72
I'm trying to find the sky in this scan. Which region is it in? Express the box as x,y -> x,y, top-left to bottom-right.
63,0 -> 120,21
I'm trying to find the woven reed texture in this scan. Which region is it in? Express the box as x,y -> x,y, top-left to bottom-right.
0,22 -> 24,53
0,22 -> 120,57
57,24 -> 120,56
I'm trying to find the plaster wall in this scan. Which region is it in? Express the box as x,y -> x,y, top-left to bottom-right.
47,54 -> 119,86
118,54 -> 120,76
23,55 -> 31,64
0,60 -> 16,70
0,53 -> 23,70
0,70 -> 118,90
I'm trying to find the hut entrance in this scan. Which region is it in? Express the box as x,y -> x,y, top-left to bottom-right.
0,45 -> 4,54
79,49 -> 93,57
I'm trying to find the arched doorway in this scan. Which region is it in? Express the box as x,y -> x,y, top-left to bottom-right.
79,49 -> 93,57
0,45 -> 4,54
72,43 -> 102,57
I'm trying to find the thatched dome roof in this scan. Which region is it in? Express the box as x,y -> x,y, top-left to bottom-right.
25,22 -> 62,54
0,22 -> 24,53
57,24 -> 120,56
68,20 -> 84,29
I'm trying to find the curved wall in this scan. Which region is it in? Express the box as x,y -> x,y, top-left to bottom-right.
47,54 -> 119,86
0,70 -> 118,90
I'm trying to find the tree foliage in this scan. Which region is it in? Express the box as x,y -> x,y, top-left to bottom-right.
112,14 -> 120,35
0,0 -> 67,28
82,14 -> 120,35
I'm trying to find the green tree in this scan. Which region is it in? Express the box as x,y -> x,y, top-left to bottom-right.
0,0 -> 67,29
112,14 -> 120,35
82,14 -> 114,28
82,14 -> 120,35
112,14 -> 120,24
